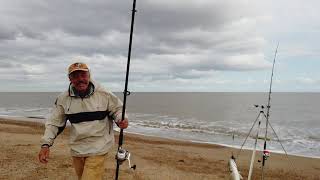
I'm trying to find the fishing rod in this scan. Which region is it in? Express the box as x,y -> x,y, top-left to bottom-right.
115,0 -> 137,179
234,44 -> 280,180
232,43 -> 295,180
261,43 -> 279,180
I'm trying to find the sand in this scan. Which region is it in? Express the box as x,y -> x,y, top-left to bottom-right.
0,117 -> 319,180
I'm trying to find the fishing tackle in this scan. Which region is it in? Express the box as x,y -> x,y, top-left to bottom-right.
235,44 -> 293,180
114,0 -> 138,179
116,147 -> 136,170
261,43 -> 279,179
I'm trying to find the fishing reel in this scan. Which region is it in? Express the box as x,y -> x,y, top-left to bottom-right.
263,150 -> 270,160
116,147 -> 136,170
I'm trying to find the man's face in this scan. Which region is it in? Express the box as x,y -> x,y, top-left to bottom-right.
69,71 -> 90,93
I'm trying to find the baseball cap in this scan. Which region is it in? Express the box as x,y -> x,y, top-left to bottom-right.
68,62 -> 89,75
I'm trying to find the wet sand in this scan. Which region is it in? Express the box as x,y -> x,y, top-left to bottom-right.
0,117 -> 319,180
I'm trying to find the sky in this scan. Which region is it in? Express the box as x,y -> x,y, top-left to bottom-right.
0,0 -> 319,92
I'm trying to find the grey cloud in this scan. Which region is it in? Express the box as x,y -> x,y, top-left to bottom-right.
0,27 -> 17,40
0,0 -> 270,91
0,61 -> 16,68
0,0 -> 130,37
136,1 -> 250,33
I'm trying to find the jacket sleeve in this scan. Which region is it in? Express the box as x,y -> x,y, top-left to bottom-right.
40,98 -> 67,146
107,92 -> 128,122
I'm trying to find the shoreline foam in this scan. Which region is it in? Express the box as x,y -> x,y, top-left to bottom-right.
2,115 -> 320,159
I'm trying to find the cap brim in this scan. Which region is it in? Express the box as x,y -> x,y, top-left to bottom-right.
69,69 -> 89,75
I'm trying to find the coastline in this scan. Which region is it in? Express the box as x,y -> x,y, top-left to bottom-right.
0,117 -> 319,179
123,130 -> 320,160
2,115 -> 319,159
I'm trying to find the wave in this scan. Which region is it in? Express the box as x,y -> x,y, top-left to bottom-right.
1,109 -> 319,158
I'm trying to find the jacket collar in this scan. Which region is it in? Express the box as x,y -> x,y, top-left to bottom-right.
68,82 -> 95,98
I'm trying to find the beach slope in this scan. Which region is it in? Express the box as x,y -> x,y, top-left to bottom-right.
0,117 -> 319,180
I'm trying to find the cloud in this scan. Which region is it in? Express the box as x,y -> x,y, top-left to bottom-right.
0,0 -> 277,91
296,77 -> 319,85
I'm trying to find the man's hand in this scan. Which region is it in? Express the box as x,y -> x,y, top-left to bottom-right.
117,119 -> 129,129
38,146 -> 50,164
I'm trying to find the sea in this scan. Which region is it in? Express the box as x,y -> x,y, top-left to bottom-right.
0,92 -> 319,158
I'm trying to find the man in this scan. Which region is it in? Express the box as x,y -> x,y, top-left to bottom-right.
38,62 -> 128,180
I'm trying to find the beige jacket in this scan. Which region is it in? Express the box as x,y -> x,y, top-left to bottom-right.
40,81 -> 125,157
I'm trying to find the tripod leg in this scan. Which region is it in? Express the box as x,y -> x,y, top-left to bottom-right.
236,111 -> 263,158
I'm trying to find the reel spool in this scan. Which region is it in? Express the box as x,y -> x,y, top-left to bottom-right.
263,150 -> 270,160
116,147 -> 136,170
